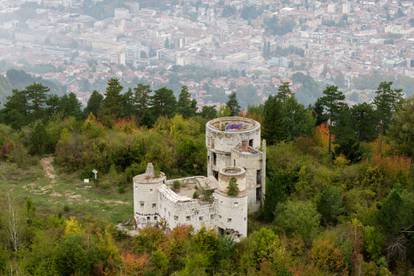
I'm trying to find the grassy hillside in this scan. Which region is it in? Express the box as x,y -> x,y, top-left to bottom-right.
0,159 -> 132,224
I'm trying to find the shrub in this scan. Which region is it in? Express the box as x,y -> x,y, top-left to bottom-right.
227,177 -> 239,197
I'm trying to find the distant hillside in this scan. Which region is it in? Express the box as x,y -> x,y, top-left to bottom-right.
0,75 -> 12,106
6,69 -> 66,96
0,69 -> 66,106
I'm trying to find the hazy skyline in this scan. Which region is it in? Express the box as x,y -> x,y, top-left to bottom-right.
0,0 -> 413,107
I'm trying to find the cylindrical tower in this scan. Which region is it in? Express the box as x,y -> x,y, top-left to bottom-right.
133,163 -> 166,228
206,117 -> 261,178
217,167 -> 247,193
214,166 -> 248,239
206,116 -> 265,213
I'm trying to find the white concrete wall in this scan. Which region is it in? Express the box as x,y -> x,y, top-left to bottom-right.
158,187 -> 215,231
206,129 -> 261,153
208,150 -> 232,178
133,177 -> 165,228
214,192 -> 248,238
231,150 -> 265,212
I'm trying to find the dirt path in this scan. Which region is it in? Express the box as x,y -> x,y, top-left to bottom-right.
40,156 -> 56,183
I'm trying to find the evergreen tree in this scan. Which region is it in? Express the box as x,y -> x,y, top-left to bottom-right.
121,88 -> 135,118
59,93 -> 82,119
227,177 -> 239,197
84,90 -> 103,117
333,106 -> 362,162
133,84 -> 152,126
46,95 -> 61,116
373,81 -> 404,135
30,121 -> 49,155
200,106 -> 217,120
317,186 -> 344,226
350,102 -> 378,142
313,98 -> 328,125
177,86 -> 197,118
25,83 -> 49,121
151,87 -> 177,119
318,86 -> 346,156
226,92 -> 240,116
100,78 -> 124,123
388,97 -> 414,157
263,83 -> 315,144
0,89 -> 29,129
276,82 -> 293,99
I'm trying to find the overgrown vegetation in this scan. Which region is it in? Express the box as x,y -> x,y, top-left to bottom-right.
0,78 -> 413,275
227,177 -> 239,197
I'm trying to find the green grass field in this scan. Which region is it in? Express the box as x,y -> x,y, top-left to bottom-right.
0,159 -> 133,224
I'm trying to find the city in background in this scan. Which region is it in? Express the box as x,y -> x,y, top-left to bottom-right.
0,0 -> 413,107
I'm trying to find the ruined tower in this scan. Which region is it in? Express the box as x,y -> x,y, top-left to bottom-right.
205,117 -> 266,213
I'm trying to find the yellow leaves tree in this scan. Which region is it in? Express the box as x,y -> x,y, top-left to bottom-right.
64,217 -> 82,237
310,239 -> 349,275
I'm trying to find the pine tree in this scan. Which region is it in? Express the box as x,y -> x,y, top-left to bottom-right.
276,82 -> 293,99
59,93 -> 82,119
333,106 -> 361,162
200,106 -> 217,120
0,89 -> 29,129
388,98 -> 414,157
46,95 -> 61,116
314,98 -> 328,125
177,86 -> 197,118
84,90 -> 103,117
30,121 -> 49,155
263,83 -> 315,144
25,83 -> 49,121
350,102 -> 378,142
121,88 -> 135,118
318,86 -> 346,156
373,81 -> 403,135
151,87 -> 177,120
226,92 -> 240,116
100,78 -> 124,124
133,84 -> 151,126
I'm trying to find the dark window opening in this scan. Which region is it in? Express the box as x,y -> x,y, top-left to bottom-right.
233,159 -> 236,166
249,139 -> 254,147
257,170 -> 262,185
256,186 -> 262,202
213,170 -> 219,180
213,152 -> 217,165
218,227 -> 225,235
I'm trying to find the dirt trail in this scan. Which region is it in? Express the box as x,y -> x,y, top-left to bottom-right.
40,156 -> 56,183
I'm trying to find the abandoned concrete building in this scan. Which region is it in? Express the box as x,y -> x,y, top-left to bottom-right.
133,116 -> 266,239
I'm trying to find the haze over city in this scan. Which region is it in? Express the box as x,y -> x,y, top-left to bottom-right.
0,0 -> 413,107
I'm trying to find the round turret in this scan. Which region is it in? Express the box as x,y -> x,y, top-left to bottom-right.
206,116 -> 261,152
218,166 -> 247,195
133,163 -> 166,228
214,166 -> 248,239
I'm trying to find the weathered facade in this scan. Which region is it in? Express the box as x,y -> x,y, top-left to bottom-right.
206,117 -> 266,212
133,116 -> 266,238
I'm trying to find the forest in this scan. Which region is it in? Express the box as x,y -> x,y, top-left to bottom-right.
0,78 -> 413,275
